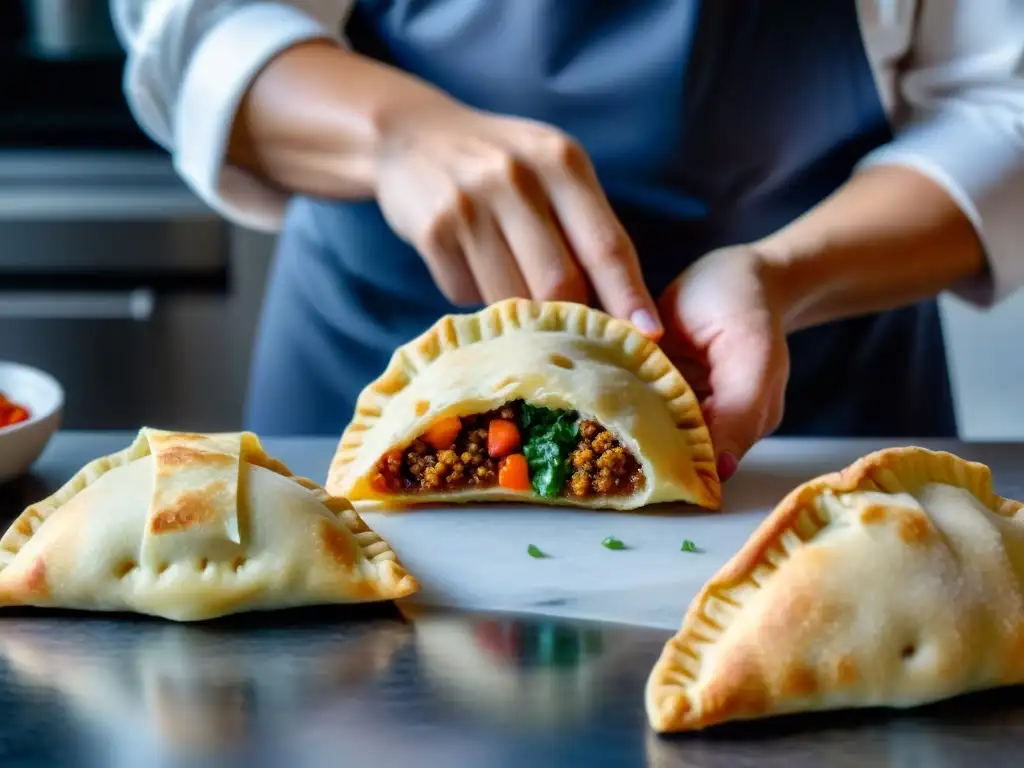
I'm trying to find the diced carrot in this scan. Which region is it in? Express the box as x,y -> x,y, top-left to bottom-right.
422,416 -> 462,450
498,453 -> 531,491
487,419 -> 521,458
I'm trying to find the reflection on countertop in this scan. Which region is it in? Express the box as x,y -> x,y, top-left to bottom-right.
0,605 -> 1023,767
410,609 -> 619,729
0,607 -> 413,761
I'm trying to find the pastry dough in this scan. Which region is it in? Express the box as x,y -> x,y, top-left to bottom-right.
327,299 -> 720,510
646,447 -> 1024,732
0,428 -> 418,621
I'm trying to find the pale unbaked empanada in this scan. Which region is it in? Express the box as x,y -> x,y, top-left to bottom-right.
0,428 -> 418,621
327,299 -> 720,510
646,447 -> 1024,733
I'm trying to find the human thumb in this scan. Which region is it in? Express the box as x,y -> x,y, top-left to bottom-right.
704,331 -> 788,482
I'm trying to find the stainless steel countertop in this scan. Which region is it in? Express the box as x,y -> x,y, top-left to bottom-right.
2,433 -> 1024,767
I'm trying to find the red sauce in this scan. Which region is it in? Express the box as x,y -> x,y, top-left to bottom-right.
0,392 -> 30,429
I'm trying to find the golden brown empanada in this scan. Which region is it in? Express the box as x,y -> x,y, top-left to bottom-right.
0,428 -> 418,621
327,299 -> 720,510
646,447 -> 1024,732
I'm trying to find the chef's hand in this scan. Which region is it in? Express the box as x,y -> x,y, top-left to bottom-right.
374,101 -> 662,336
659,246 -> 790,481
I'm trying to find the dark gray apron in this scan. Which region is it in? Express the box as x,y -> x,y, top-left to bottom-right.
245,0 -> 957,438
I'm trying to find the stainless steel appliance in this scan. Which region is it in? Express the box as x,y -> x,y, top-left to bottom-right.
22,0 -> 120,60
1,1 -> 150,149
0,4 -> 276,431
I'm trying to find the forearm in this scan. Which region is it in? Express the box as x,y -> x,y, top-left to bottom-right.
228,40 -> 453,200
754,164 -> 986,334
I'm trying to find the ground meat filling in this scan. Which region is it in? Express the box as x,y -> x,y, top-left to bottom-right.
568,420 -> 644,498
372,401 -> 645,497
406,408 -> 509,491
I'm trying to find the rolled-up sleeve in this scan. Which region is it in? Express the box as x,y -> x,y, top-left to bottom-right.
856,0 -> 1024,305
111,1 -> 353,231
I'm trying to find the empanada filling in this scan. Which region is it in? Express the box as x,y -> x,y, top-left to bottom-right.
373,400 -> 645,498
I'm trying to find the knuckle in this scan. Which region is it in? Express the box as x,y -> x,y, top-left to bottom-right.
469,149 -> 525,195
417,214 -> 454,255
494,152 -> 525,181
417,190 -> 477,252
540,132 -> 589,175
449,189 -> 477,225
504,158 -> 542,198
587,226 -> 634,267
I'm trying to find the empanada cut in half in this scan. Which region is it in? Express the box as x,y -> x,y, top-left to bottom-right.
646,447 -> 1024,733
327,299 -> 720,510
0,428 -> 418,621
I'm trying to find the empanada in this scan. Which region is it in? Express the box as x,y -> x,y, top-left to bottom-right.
646,447 -> 1024,732
327,299 -> 720,510
0,428 -> 418,621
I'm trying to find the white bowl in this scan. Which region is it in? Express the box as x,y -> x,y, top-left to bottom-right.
0,361 -> 64,484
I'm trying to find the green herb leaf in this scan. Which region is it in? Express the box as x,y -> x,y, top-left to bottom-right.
523,439 -> 568,498
602,536 -> 625,550
520,404 -> 579,497
527,544 -> 546,558
531,461 -> 571,498
519,402 -> 546,433
680,539 -> 699,553
547,413 -> 578,446
521,404 -> 578,444
523,438 -> 561,465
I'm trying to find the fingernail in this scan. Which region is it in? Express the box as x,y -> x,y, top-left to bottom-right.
630,309 -> 662,337
717,452 -> 739,482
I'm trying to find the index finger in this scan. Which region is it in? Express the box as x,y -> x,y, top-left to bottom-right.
540,144 -> 662,339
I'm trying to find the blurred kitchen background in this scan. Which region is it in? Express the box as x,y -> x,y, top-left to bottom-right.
0,1 -> 1021,439
0,0 -> 275,432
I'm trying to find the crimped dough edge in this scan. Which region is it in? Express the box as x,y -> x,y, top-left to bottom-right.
328,299 -> 719,509
645,446 -> 1024,732
0,428 -> 417,598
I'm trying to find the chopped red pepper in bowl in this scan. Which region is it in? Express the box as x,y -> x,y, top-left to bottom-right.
0,391 -> 31,430
0,361 -> 64,484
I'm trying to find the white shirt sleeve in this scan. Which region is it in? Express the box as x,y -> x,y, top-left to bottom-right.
856,0 -> 1024,305
111,0 -> 355,232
